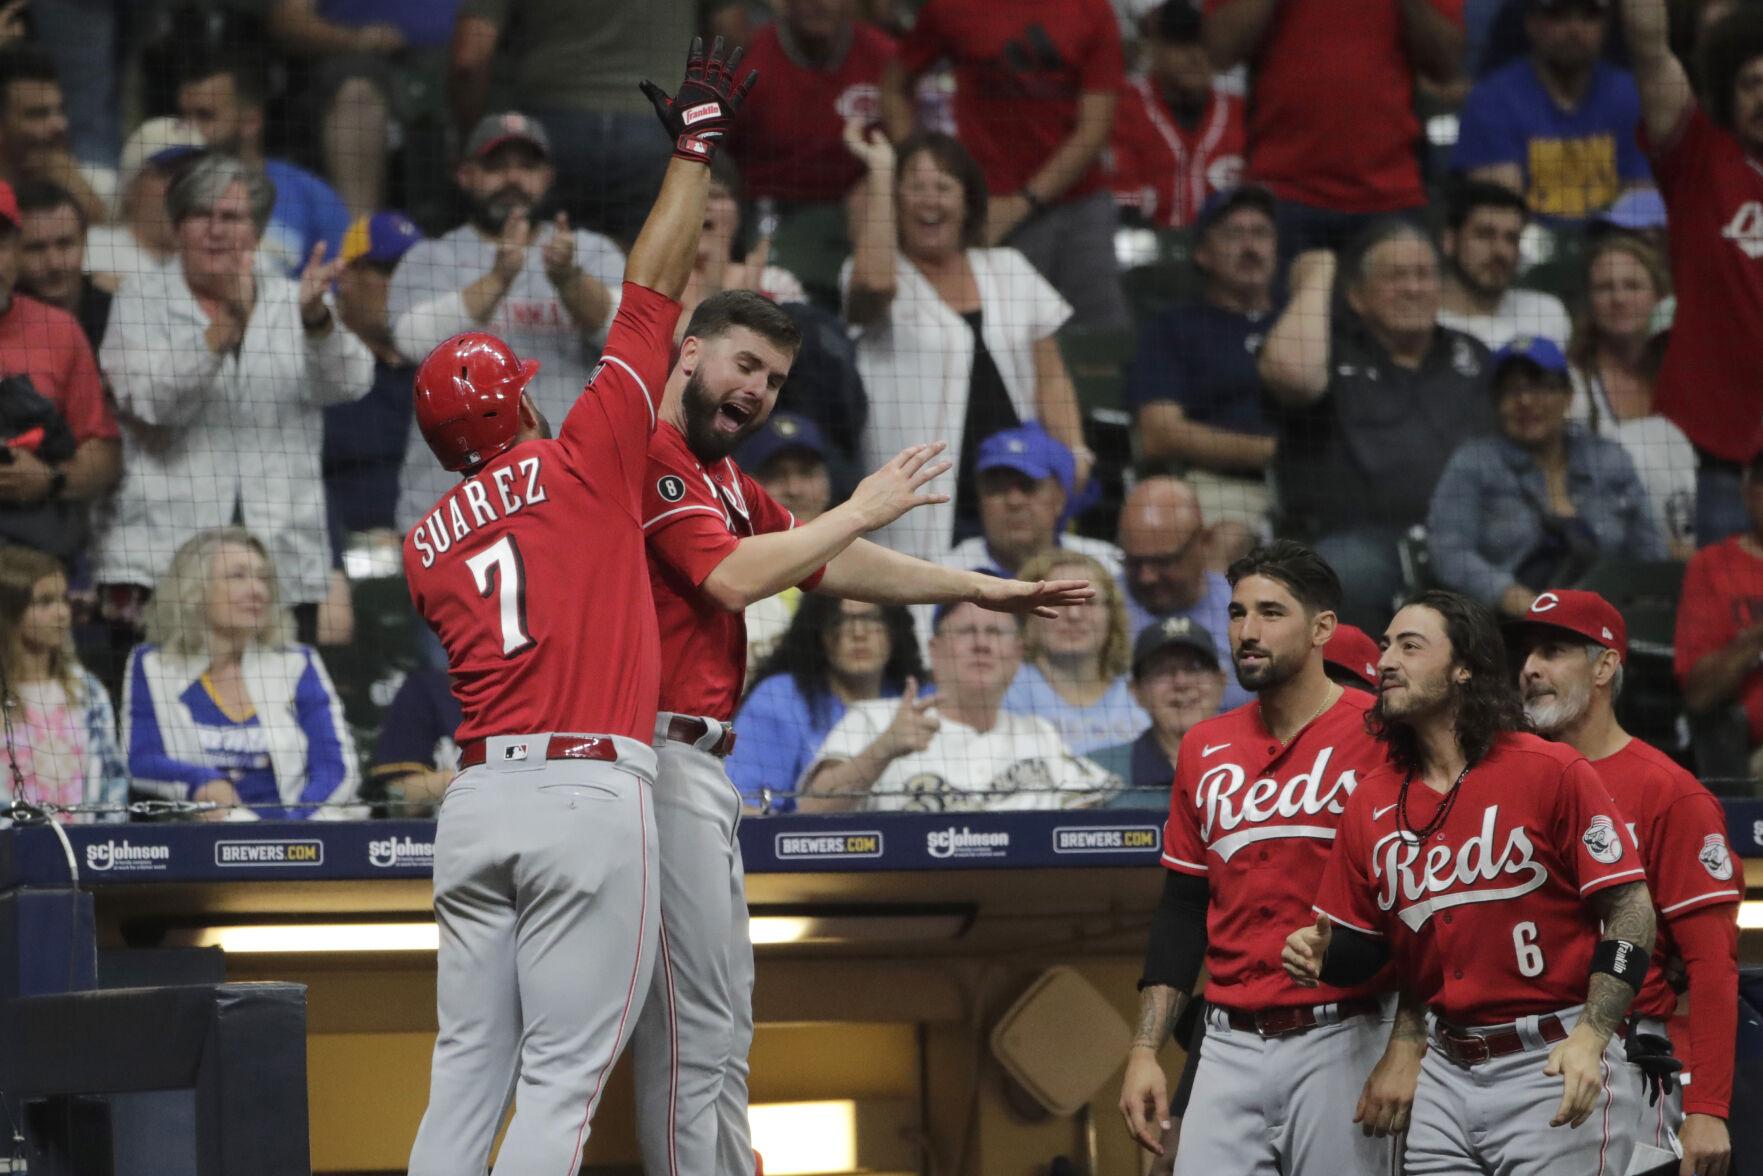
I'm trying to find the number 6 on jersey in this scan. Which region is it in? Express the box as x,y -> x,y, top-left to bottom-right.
1512,920 -> 1545,978
466,535 -> 535,656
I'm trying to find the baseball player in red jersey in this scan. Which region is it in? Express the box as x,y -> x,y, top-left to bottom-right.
1118,541 -> 1409,1175
631,306 -> 1092,1176
1514,589 -> 1739,1176
400,39 -> 756,1176
1288,589 -> 1657,1176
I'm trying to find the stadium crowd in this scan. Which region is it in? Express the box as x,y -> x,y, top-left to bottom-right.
0,0 -> 1756,820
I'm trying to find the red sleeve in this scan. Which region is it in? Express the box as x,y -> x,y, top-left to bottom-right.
1555,758 -> 1648,896
1079,0 -> 1125,93
1671,903 -> 1739,1117
55,317 -> 115,442
1673,549 -> 1732,684
894,0 -> 944,79
1427,0 -> 1465,22
1159,729 -> 1207,875
1651,791 -> 1742,919
561,283 -> 680,486
1311,794 -> 1382,936
738,466 -> 827,591
1640,100 -> 1711,189
643,451 -> 738,587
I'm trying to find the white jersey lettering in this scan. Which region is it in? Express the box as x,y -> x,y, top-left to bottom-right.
1372,804 -> 1549,930
1196,746 -> 1359,861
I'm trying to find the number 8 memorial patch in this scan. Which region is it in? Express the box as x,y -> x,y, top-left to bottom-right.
657,475 -> 686,502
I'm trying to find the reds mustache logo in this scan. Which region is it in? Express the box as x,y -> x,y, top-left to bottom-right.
1372,804 -> 1549,930
1194,746 -> 1359,861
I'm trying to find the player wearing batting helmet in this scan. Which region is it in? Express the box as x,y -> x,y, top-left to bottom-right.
1287,589 -> 1655,1175
401,38 -> 757,1176
1515,589 -> 1739,1176
629,143 -> 1098,1176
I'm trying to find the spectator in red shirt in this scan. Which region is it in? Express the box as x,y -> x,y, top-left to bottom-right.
880,0 -> 1130,328
1108,0 -> 1246,228
1619,0 -> 1763,550
1676,451 -> 1763,791
724,0 -> 899,207
0,178 -> 120,562
1204,0 -> 1465,258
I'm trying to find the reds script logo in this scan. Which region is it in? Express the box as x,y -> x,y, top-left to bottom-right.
1195,746 -> 1359,861
1373,804 -> 1548,930
1700,833 -> 1735,881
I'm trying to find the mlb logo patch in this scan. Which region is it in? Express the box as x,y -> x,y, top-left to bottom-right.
503,743 -> 529,761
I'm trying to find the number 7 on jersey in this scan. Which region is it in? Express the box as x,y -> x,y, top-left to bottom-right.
465,535 -> 535,656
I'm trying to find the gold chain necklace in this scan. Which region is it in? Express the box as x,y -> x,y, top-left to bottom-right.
1277,683 -> 1337,746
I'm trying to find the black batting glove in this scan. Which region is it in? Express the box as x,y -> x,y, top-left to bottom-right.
639,36 -> 757,163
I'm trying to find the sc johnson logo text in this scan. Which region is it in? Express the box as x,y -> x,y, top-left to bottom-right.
368,836 -> 436,869
1053,825 -> 1161,854
926,826 -> 1010,860
216,839 -> 324,867
84,839 -> 171,872
774,831 -> 884,860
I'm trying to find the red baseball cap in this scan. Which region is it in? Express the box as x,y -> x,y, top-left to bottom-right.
1515,589 -> 1628,662
0,180 -> 17,229
1324,623 -> 1381,689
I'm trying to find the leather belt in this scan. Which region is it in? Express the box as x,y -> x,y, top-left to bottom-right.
663,715 -> 737,757
1218,996 -> 1382,1038
458,734 -> 618,769
1434,1014 -> 1584,1066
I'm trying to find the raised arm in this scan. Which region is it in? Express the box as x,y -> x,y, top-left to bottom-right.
1258,249 -> 1336,405
879,57 -> 917,144
629,37 -> 758,300
1399,0 -> 1465,87
448,11 -> 501,136
1203,0 -> 1281,70
1619,0 -> 1694,147
842,119 -> 900,327
816,537 -> 1094,616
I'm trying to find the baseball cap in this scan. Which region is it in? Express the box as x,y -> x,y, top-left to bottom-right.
116,117 -> 206,206
1491,335 -> 1569,379
1145,0 -> 1203,42
341,211 -> 424,267
0,180 -> 16,230
1592,189 -> 1667,234
975,423 -> 1075,494
465,112 -> 552,161
736,412 -> 831,472
1194,184 -> 1278,238
1511,589 -> 1628,662
1324,624 -> 1382,689
1131,615 -> 1220,677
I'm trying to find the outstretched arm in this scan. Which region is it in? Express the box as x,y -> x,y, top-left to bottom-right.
627,37 -> 759,300
816,538 -> 1095,617
1620,0 -> 1694,147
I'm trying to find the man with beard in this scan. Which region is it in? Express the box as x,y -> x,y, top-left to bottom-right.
1287,589 -> 1653,1175
1514,589 -> 1738,1176
1118,540 -> 1410,1175
390,111 -> 626,533
0,48 -> 106,230
1454,0 -> 1653,225
1436,181 -> 1571,350
636,287 -> 1094,1175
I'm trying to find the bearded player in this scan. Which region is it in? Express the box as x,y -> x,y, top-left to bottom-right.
401,39 -> 754,1176
1119,541 -> 1412,1175
1515,590 -> 1738,1176
632,273 -> 1093,1175
1288,590 -> 1653,1175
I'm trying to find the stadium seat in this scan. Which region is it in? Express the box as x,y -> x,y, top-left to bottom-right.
1121,227 -> 1201,322
765,202 -> 852,313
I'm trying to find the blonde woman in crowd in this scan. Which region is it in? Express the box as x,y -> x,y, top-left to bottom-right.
124,528 -> 358,821
0,546 -> 126,822
1002,549 -> 1147,754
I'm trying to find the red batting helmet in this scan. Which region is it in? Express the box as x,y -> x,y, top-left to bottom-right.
414,332 -> 540,472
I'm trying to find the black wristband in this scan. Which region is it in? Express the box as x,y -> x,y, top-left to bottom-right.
1591,938 -> 1649,995
1319,921 -> 1392,987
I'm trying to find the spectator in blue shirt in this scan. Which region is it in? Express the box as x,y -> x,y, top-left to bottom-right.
1092,616 -> 1226,808
124,528 -> 360,820
1452,0 -> 1652,225
1128,185 -> 1281,565
729,595 -> 924,813
368,664 -> 460,815
1427,336 -> 1666,617
177,54 -> 354,275
325,211 -> 425,545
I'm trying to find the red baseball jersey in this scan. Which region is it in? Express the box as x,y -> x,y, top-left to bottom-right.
1645,105 -> 1763,463
1314,733 -> 1645,1026
898,0 -> 1124,201
404,282 -> 678,745
1162,689 -> 1391,1011
1202,0 -> 1462,213
1591,738 -> 1739,1019
1108,80 -> 1245,228
1673,536 -> 1763,743
723,20 -> 899,204
644,424 -> 825,722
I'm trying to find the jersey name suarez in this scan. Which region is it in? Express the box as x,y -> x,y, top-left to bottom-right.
1316,732 -> 1645,1026
1162,689 -> 1391,1011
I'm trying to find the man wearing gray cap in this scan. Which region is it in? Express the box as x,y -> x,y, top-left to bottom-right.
390,111 -> 626,532
1093,616 -> 1226,807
